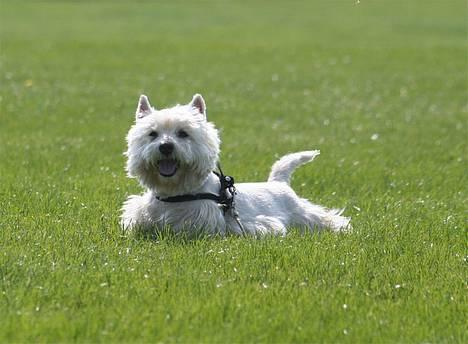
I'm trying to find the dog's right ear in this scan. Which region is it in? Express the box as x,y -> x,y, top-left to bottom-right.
136,95 -> 153,119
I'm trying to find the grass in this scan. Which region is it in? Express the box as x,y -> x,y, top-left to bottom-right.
0,0 -> 466,342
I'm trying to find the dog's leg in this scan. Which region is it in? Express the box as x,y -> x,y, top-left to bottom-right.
229,215 -> 286,236
293,200 -> 351,232
254,215 -> 287,236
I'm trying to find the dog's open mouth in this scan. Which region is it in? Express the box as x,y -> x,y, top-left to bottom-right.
158,159 -> 178,177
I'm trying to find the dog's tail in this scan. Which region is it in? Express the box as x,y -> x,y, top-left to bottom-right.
268,150 -> 320,184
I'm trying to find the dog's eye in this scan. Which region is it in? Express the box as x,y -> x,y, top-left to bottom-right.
177,130 -> 189,138
149,131 -> 158,139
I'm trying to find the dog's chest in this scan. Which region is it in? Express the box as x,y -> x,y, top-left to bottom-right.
149,200 -> 226,234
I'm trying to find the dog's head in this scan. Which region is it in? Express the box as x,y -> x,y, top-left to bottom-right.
125,94 -> 220,196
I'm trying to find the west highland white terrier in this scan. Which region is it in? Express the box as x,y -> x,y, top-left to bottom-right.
121,94 -> 350,236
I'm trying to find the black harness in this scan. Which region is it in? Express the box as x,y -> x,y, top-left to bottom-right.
155,165 -> 245,234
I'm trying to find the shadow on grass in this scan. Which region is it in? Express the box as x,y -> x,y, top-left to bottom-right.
130,225 -> 228,245
121,224 -> 351,246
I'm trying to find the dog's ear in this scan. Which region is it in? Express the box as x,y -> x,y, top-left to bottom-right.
136,95 -> 153,119
189,94 -> 206,118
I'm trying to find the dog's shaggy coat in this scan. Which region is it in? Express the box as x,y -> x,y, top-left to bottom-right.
122,94 -> 350,235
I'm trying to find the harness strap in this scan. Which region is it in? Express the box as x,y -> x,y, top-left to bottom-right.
155,193 -> 220,203
155,164 -> 246,235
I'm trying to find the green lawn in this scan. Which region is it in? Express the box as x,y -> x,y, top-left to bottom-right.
1,0 -> 466,342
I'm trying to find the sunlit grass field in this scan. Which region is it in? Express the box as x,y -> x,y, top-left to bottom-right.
1,1 -> 466,342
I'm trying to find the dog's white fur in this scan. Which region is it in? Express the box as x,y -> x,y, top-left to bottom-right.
121,94 -> 350,236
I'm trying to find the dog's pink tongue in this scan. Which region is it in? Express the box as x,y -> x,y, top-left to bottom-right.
159,159 -> 177,177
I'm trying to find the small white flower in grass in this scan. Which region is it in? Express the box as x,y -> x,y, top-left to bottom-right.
216,283 -> 223,288
100,282 -> 108,287
262,283 -> 268,289
400,87 -> 408,97
395,284 -> 401,289
343,329 -> 349,335
371,133 -> 379,141
343,304 -> 348,310
144,274 -> 149,279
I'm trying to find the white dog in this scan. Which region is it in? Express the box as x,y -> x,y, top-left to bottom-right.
121,94 -> 350,236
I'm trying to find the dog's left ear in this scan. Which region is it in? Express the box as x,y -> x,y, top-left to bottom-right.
189,94 -> 206,118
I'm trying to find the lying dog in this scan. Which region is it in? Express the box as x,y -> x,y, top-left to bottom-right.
121,94 -> 350,236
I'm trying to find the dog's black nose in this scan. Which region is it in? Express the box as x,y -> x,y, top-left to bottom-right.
159,142 -> 174,155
